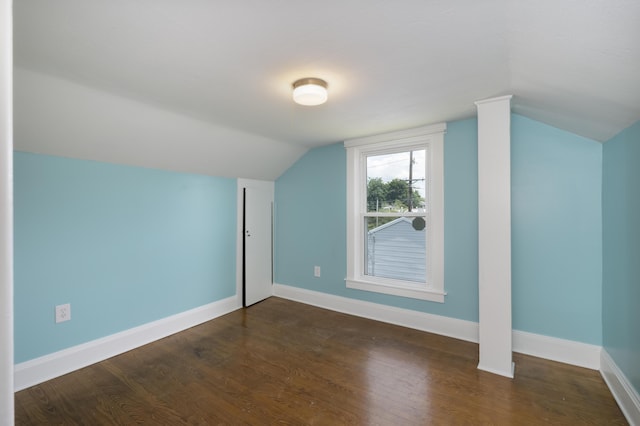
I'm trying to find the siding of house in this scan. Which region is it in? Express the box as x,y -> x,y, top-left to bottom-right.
367,218 -> 426,282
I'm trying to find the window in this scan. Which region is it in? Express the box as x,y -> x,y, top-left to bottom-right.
345,123 -> 446,302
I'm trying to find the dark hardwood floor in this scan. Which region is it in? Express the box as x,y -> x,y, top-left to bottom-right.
15,297 -> 626,425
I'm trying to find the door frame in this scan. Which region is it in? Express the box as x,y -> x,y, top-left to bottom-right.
236,179 -> 275,308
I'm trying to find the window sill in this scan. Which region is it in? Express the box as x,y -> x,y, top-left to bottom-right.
345,278 -> 446,303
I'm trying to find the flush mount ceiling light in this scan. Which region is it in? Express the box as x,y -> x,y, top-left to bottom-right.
292,78 -> 328,106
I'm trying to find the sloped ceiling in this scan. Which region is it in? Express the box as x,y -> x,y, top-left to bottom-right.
13,0 -> 640,180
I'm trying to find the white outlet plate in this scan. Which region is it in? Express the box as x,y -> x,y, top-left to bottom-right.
314,266 -> 321,277
55,303 -> 71,323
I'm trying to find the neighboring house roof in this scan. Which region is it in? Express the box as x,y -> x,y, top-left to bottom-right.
368,217 -> 412,234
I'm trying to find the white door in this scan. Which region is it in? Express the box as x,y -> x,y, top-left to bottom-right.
243,183 -> 273,306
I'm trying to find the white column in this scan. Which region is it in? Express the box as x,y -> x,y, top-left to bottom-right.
475,95 -> 514,378
0,0 -> 14,423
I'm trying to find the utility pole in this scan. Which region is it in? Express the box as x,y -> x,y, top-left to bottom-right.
408,151 -> 413,212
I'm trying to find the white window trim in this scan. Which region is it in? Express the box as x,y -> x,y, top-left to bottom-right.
345,123 -> 446,303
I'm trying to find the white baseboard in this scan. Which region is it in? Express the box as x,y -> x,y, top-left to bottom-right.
273,283 -> 479,343
272,283 -> 602,371
14,296 -> 239,391
512,330 -> 601,370
15,284 -> 613,394
601,349 -> 640,426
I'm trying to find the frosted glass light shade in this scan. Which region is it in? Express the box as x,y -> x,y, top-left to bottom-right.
292,78 -> 328,106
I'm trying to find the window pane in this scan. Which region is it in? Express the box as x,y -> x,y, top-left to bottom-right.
366,150 -> 426,213
364,216 -> 426,283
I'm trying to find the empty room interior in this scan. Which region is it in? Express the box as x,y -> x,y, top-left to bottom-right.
1,0 -> 639,424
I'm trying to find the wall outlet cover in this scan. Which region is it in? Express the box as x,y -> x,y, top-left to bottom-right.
55,303 -> 71,323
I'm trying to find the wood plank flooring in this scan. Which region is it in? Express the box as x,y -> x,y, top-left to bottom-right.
15,297 -> 626,425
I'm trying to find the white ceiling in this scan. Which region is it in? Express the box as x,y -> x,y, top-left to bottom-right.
12,0 -> 640,179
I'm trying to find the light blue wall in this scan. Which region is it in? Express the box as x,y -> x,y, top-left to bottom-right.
15,113 -> 607,364
274,142 -> 348,299
603,120 -> 640,392
275,118 -> 479,320
511,115 -> 602,344
275,115 -> 603,344
14,152 -> 237,363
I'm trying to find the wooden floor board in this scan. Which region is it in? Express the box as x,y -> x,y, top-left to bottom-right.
15,297 -> 627,425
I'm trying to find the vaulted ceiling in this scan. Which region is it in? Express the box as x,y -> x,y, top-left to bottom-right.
13,0 -> 640,180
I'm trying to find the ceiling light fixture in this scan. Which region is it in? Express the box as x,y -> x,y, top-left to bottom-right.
292,78 -> 328,106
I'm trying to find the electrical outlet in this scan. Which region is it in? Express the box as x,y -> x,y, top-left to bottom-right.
314,266 -> 321,277
55,303 -> 71,323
